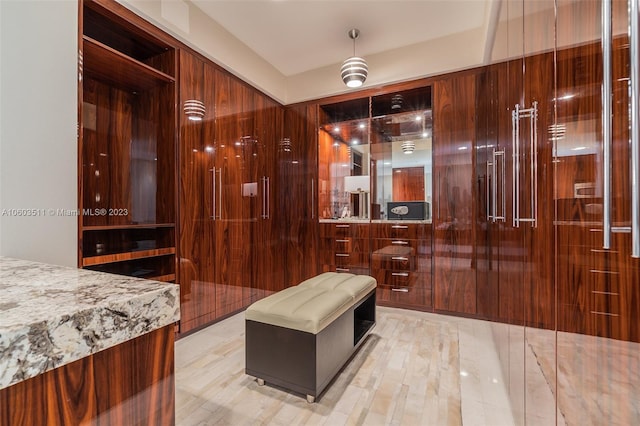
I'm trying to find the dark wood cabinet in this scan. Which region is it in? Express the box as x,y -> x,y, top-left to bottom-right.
177,52 -> 288,334
176,50 -> 217,332
319,222 -> 370,275
371,223 -> 432,309
282,104 -> 320,287
79,0 -> 177,283
432,73 -> 478,315
555,6 -> 640,342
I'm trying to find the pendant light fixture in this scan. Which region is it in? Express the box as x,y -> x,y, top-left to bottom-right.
341,29 -> 368,88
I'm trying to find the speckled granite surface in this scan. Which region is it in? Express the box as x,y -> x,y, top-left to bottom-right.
0,256 -> 180,390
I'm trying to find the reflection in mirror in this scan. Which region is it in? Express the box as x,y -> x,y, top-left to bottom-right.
371,109 -> 432,221
318,118 -> 370,219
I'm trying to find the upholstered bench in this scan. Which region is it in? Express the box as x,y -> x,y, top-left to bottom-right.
245,272 -> 376,403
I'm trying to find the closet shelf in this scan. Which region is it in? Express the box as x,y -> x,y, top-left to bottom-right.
82,247 -> 176,266
83,36 -> 174,92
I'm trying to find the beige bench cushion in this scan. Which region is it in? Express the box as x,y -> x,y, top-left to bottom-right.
245,272 -> 376,334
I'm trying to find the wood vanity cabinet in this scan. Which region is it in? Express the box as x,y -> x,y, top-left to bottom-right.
79,0 -> 177,283
319,223 -> 370,275
371,223 -> 432,309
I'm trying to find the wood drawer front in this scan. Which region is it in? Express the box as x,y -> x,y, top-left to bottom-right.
320,223 -> 369,239
320,250 -> 370,267
377,285 -> 425,307
371,238 -> 425,254
371,223 -> 429,240
373,268 -> 424,288
321,264 -> 370,275
371,250 -> 415,271
320,237 -> 370,254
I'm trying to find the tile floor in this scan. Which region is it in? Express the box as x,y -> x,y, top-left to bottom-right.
174,305 -> 639,425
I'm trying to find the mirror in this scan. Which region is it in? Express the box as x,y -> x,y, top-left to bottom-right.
370,95 -> 432,221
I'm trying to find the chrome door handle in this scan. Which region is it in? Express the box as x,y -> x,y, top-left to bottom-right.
493,150 -> 506,222
603,0 -> 613,249
487,158 -> 493,221
512,102 -> 538,228
210,168 -> 216,220
630,0 -> 640,257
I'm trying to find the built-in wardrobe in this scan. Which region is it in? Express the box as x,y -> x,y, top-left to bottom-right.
78,0 -> 639,423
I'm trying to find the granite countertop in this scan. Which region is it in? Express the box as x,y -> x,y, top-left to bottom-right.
0,257 -> 180,390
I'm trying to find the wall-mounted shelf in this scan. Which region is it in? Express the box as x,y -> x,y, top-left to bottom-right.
83,36 -> 174,92
82,223 -> 175,231
82,247 -> 175,267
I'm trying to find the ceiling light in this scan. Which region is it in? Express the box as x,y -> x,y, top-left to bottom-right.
333,126 -> 340,132
401,140 -> 415,154
359,123 -> 366,129
341,29 -> 368,88
415,115 -> 422,121
352,139 -> 359,145
391,94 -> 403,110
183,99 -> 205,121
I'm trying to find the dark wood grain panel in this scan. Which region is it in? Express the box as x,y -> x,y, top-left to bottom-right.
433,74 -> 477,315
282,103 -> 320,287
177,50 -> 211,330
392,167 -> 425,201
1,325 -> 175,426
214,69 -> 247,318
474,64 -> 501,321
523,50 -> 555,330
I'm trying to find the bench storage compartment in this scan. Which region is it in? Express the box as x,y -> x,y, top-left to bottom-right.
245,272 -> 376,402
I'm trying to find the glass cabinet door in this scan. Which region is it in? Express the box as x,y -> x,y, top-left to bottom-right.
370,88 -> 433,222
318,99 -> 370,220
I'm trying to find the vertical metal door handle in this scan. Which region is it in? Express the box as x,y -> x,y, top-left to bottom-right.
603,0 -> 613,249
266,177 -> 270,219
214,167 -> 216,220
261,176 -> 267,219
217,168 -> 223,220
511,102 -> 537,228
311,178 -> 315,219
437,171 -> 441,220
494,150 -> 506,222
631,0 -> 640,257
531,101 -> 538,228
512,105 -> 520,228
487,158 -> 493,221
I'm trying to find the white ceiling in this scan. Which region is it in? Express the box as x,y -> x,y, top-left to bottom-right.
190,0 -> 493,77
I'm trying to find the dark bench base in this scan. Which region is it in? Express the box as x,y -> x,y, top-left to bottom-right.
245,289 -> 376,402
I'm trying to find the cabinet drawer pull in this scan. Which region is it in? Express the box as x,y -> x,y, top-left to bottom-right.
335,253 -> 350,257
336,239 -> 349,243
391,225 -> 408,229
391,240 -> 409,245
391,288 -> 409,293
336,224 -> 350,228
392,272 -> 409,277
391,256 -> 408,261
336,267 -> 350,272
590,311 -> 619,317
592,290 -> 619,296
589,269 -> 619,275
